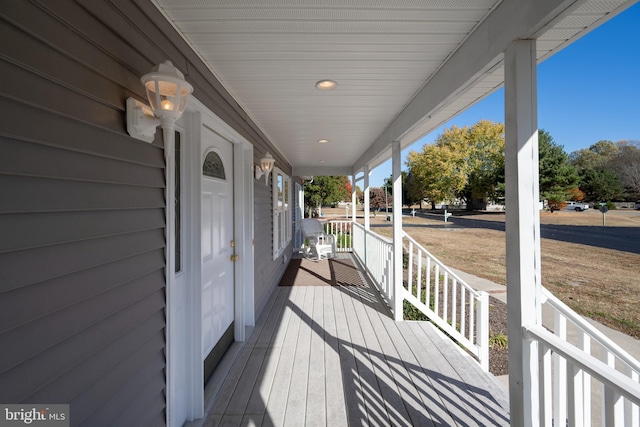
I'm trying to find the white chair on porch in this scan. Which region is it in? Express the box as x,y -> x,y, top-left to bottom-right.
301,218 -> 336,260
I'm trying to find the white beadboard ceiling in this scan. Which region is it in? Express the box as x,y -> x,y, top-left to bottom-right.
153,0 -> 636,175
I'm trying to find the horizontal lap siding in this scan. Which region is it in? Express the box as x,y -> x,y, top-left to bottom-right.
0,1 -> 167,425
1,1 -> 295,425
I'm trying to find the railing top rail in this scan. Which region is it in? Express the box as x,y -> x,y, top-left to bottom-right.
542,287 -> 640,373
352,222 -> 394,245
402,230 -> 482,298
525,325 -> 640,406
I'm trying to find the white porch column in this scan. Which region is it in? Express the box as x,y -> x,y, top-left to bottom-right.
505,39 -> 542,427
351,175 -> 357,221
364,164 -> 370,231
392,141 -> 403,321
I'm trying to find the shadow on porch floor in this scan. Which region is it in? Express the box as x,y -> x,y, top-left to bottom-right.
196,253 -> 510,426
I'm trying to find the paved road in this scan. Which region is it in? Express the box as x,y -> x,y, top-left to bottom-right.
408,211 -> 640,254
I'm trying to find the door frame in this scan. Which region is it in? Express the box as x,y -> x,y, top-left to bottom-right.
166,96 -> 255,425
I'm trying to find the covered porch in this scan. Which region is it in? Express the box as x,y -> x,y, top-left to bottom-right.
197,253 -> 509,426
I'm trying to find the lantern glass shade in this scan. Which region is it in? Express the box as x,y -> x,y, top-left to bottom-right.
261,153 -> 275,173
141,61 -> 193,121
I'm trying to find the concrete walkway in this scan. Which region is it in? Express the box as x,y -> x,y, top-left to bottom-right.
450,267 -> 640,390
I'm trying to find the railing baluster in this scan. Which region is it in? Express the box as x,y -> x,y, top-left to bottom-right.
452,279 -> 457,332
425,256 -> 431,308
603,349 -> 625,426
476,292 -> 488,371
625,366 -> 640,426
407,241 -> 414,297
443,271 -> 449,324
460,288 -> 466,338
540,342 -> 553,425
567,358 -> 582,427
417,251 -> 423,304
578,331 -> 591,425
468,292 -> 475,343
554,311 -> 568,427
434,264 -> 440,316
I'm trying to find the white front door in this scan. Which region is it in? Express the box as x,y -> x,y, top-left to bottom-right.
201,127 -> 235,363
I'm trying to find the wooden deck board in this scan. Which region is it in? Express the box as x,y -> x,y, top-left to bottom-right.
340,284 -> 390,426
263,286 -> 307,427
331,280 -> 366,427
322,286 -> 348,427
363,296 -> 439,426
244,287 -> 295,416
202,254 -> 510,427
283,284 -> 314,426
349,283 -> 414,426
304,286 -> 327,427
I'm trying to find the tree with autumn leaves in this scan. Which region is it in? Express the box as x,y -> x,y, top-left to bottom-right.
303,176 -> 351,217
406,121 -> 584,210
406,120 -> 505,210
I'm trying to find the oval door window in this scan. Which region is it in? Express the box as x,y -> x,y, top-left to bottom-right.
203,151 -> 225,179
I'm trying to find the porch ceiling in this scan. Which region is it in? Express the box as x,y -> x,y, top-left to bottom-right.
153,0 -> 635,176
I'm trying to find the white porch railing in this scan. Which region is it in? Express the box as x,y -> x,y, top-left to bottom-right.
349,222 -> 489,371
327,219 -> 640,422
401,231 -> 489,371
351,222 -> 394,304
523,288 -> 640,426
323,220 -> 353,252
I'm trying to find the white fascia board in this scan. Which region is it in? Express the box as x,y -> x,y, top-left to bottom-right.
292,166 -> 353,177
352,0 -> 579,173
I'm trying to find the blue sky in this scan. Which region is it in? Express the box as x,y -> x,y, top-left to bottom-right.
367,2 -> 640,188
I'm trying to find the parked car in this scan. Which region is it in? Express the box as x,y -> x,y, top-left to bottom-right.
564,201 -> 590,211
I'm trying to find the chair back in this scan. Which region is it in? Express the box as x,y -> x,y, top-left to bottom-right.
301,218 -> 324,237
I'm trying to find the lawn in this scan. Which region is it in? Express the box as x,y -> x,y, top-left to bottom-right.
323,207 -> 640,339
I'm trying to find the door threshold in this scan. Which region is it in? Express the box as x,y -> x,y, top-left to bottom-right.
184,325 -> 254,427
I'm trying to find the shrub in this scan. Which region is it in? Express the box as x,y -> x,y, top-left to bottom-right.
336,233 -> 351,249
489,333 -> 508,349
403,300 -> 428,321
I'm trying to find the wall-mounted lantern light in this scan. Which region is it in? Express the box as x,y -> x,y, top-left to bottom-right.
125,61 -> 193,321
255,152 -> 275,184
126,61 -> 193,143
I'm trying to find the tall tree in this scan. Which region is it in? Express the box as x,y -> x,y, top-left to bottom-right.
579,169 -> 624,202
368,187 -> 387,216
403,172 -> 423,207
406,143 -> 458,208
383,171 -> 415,206
538,130 -> 578,206
570,139 -> 636,202
406,120 -> 505,210
608,140 -> 640,200
570,140 -> 618,171
303,176 -> 350,217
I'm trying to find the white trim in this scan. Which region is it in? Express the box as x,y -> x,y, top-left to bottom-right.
233,139 -> 254,340
272,167 -> 292,260
166,96 -> 255,426
391,141 -> 403,321
504,39 -> 541,427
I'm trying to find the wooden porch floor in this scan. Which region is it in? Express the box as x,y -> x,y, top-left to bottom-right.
201,254 -> 510,427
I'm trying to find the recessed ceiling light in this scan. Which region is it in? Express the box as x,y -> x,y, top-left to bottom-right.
319,160 -> 326,163
315,80 -> 337,90
318,139 -> 329,144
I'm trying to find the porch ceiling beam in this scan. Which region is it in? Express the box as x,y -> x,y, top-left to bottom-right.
292,166 -> 353,177
352,0 -> 578,174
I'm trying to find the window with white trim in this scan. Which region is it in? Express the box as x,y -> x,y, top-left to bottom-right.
273,168 -> 292,259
